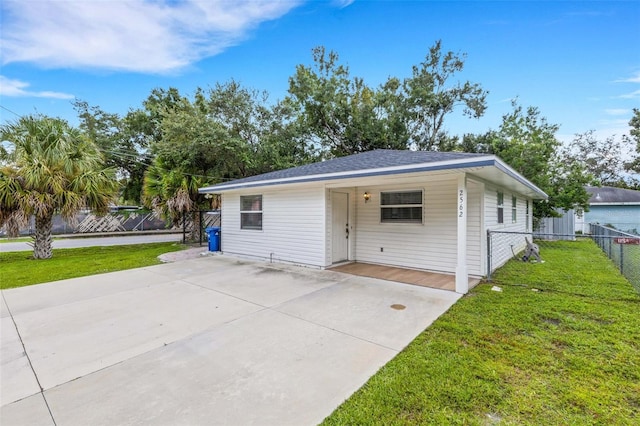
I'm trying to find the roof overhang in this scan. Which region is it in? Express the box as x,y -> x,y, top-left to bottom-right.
199,155 -> 548,200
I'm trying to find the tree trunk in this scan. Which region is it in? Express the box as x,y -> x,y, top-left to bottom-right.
188,210 -> 200,243
33,213 -> 53,259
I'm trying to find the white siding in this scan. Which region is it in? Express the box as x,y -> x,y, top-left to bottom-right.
466,179 -> 483,276
484,183 -> 533,271
221,186 -> 326,267
354,176 -> 460,274
218,174 -> 530,276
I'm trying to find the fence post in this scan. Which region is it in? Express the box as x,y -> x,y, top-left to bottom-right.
486,229 -> 492,282
199,211 -> 203,247
620,243 -> 624,274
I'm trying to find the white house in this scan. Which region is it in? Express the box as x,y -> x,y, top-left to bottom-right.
199,150 -> 547,294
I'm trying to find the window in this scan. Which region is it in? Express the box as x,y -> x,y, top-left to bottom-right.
526,200 -> 530,231
512,196 -> 517,223
497,191 -> 504,224
380,190 -> 423,223
240,195 -> 262,230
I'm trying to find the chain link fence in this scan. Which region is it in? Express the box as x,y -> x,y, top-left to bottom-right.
589,224 -> 640,291
488,228 -> 640,294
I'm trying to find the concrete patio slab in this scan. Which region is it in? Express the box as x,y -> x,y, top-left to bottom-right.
43,309 -> 395,426
1,295 -> 9,318
185,260 -> 347,307
275,275 -> 461,351
12,279 -> 263,391
1,317 -> 41,404
141,256 -> 248,281
2,267 -> 176,316
0,394 -> 53,426
1,255 -> 461,425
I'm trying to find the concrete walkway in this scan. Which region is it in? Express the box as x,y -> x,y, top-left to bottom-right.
1,255 -> 460,425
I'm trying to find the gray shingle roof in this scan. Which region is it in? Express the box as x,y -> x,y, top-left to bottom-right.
586,186 -> 640,204
201,149 -> 487,191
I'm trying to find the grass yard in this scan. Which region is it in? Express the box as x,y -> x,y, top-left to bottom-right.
323,239 -> 640,425
0,242 -> 185,289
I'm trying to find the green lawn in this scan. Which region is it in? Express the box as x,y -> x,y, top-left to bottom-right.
0,242 -> 185,289
323,239 -> 640,425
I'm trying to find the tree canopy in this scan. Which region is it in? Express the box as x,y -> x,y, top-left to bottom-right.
456,101 -> 593,220
42,41 -> 637,228
286,41 -> 487,156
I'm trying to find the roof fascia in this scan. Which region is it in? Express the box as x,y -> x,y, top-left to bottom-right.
200,155 -> 548,200
200,156 -> 496,193
492,157 -> 548,199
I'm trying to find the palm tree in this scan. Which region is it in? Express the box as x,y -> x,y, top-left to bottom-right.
0,115 -> 118,259
142,158 -> 206,241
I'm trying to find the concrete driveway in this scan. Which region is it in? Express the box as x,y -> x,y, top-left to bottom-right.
1,255 -> 460,425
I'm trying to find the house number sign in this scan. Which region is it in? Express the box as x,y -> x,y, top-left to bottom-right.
458,189 -> 464,218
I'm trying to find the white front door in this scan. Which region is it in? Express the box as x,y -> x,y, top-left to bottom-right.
331,192 -> 349,263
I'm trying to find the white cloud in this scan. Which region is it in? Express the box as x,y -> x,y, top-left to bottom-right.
0,75 -> 74,99
614,71 -> 640,83
605,108 -> 631,116
332,0 -> 355,8
618,89 -> 640,99
0,0 -> 303,74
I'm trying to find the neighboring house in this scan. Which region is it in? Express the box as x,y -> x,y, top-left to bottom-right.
199,150 -> 547,294
575,186 -> 640,234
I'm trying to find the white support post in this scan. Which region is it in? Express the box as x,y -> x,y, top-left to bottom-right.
456,174 -> 469,294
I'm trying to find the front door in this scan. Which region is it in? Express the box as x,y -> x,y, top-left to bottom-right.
331,192 -> 349,263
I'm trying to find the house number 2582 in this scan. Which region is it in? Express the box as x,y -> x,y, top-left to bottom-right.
458,189 -> 464,217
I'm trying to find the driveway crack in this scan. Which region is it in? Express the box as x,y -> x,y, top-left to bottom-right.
2,291 -> 57,425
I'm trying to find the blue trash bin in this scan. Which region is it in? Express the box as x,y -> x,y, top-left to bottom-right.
205,227 -> 221,252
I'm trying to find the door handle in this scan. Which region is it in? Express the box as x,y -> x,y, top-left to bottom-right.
345,226 -> 349,239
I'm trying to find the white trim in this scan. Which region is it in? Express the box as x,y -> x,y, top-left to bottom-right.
456,174 -> 469,294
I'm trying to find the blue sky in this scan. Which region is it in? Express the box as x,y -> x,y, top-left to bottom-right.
1,0 -> 639,144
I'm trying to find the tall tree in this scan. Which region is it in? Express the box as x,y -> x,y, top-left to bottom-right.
0,115 -> 118,259
287,46 -> 409,157
142,82 -> 315,238
74,100 -> 149,204
403,40 -> 488,151
287,42 -> 487,156
142,99 -> 234,226
207,80 -> 315,174
624,108 -> 640,186
459,101 -> 592,221
561,130 -> 637,188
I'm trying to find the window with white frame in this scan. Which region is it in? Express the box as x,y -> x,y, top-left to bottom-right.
380,190 -> 423,223
526,200 -> 530,230
240,195 -> 263,230
512,196 -> 517,223
497,191 -> 504,224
